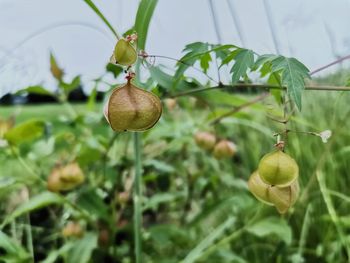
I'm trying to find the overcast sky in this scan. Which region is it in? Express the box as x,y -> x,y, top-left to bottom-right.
0,0 -> 350,97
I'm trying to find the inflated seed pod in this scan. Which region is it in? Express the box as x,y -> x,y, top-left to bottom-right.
269,181 -> 299,214
62,222 -> 84,238
213,140 -> 237,159
47,163 -> 85,192
104,80 -> 162,132
248,171 -> 300,214
248,171 -> 274,206
194,131 -> 216,150
113,39 -> 137,66
258,150 -> 298,187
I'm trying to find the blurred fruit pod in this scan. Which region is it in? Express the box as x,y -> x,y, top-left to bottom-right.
194,131 -> 216,151
62,221 -> 84,238
213,140 -> 237,159
248,171 -> 299,214
47,162 -> 85,192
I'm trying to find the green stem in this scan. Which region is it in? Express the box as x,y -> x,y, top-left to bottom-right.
25,213 -> 34,260
133,132 -> 142,263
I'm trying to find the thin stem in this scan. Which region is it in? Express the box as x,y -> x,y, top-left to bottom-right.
210,92 -> 269,125
310,54 -> 350,76
169,83 -> 350,98
133,132 -> 142,263
25,213 -> 34,260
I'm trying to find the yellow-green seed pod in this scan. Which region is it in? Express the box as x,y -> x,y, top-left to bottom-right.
248,171 -> 274,206
269,180 -> 299,214
47,163 -> 85,192
104,81 -> 162,132
258,150 -> 298,187
113,39 -> 137,66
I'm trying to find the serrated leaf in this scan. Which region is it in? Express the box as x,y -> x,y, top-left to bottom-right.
200,52 -> 212,73
246,217 -> 292,245
76,188 -> 109,220
230,49 -> 255,83
175,42 -> 210,80
4,119 -> 45,145
220,49 -> 240,68
270,56 -> 310,110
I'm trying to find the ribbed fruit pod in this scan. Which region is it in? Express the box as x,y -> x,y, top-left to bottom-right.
112,39 -> 137,66
194,131 -> 216,150
104,81 -> 162,132
258,150 -> 299,187
248,171 -> 299,214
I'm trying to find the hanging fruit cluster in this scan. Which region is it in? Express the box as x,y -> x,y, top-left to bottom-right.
248,144 -> 300,214
105,34 -> 162,132
194,131 -> 237,159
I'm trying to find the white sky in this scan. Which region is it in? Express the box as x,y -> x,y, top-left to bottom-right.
0,0 -> 350,97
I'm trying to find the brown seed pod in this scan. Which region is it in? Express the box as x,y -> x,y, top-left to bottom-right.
248,171 -> 299,214
194,131 -> 216,150
258,150 -> 298,187
47,163 -> 85,192
104,81 -> 162,132
213,140 -> 237,159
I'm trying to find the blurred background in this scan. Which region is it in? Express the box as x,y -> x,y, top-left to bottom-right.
1,0 -> 350,97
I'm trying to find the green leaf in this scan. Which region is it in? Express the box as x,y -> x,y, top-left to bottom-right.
60,76 -> 81,94
67,233 -> 97,263
83,0 -> 119,38
230,49 -> 255,83
135,0 -> 158,50
76,188 -> 109,220
2,192 -> 64,227
4,119 -> 45,145
246,217 -> 292,245
175,42 -> 210,81
17,86 -> 55,96
200,52 -> 212,73
182,217 -> 236,263
270,56 -> 310,110
106,63 -> 123,78
0,231 -> 30,262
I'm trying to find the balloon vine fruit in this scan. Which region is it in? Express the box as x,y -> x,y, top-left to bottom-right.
248,171 -> 299,214
258,150 -> 298,187
47,163 -> 85,192
62,222 -> 84,238
213,140 -> 237,159
112,38 -> 137,66
194,131 -> 216,150
104,79 -> 162,132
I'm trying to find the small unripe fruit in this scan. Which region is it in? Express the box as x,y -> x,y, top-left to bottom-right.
248,171 -> 300,214
258,150 -> 298,187
213,140 -> 237,159
194,132 -> 216,150
104,81 -> 162,131
113,39 -> 137,66
62,222 -> 84,238
47,163 -> 85,192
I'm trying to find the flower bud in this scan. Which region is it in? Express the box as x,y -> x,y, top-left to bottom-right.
213,140 -> 237,159
104,81 -> 162,132
164,98 -> 177,111
194,132 -> 216,150
258,150 -> 298,187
